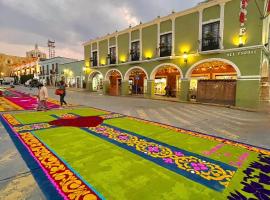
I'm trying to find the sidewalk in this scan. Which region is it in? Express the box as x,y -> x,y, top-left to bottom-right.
47,86 -> 86,92
45,86 -> 270,112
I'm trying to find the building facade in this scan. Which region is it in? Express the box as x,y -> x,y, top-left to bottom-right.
11,58 -> 39,77
59,60 -> 86,88
2,53 -> 38,78
26,44 -> 47,59
39,57 -> 77,86
83,0 -> 270,109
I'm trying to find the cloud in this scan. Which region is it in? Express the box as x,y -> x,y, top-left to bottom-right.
0,0 -> 201,59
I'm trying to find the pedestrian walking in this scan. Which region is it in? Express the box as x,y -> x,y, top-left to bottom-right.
36,83 -> 49,111
165,85 -> 170,97
58,80 -> 67,106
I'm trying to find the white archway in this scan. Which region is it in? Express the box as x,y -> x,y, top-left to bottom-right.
185,58 -> 241,79
124,66 -> 149,81
150,63 -> 183,80
105,69 -> 123,81
261,58 -> 269,78
88,70 -> 103,81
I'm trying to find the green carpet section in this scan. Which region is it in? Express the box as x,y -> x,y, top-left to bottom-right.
104,117 -> 258,165
11,108 -> 265,199
34,127 -> 238,200
13,108 -> 108,124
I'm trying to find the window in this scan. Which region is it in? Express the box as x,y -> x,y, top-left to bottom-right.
202,21 -> 220,51
52,64 -> 55,73
42,66 -> 45,75
109,47 -> 116,64
46,65 -> 49,75
130,41 -> 140,61
160,33 -> 172,57
92,51 -> 98,67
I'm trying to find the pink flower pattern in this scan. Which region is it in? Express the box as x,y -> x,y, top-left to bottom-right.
148,146 -> 160,153
191,162 -> 208,171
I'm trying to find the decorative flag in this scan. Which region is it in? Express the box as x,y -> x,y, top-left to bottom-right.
239,0 -> 248,27
267,0 -> 270,13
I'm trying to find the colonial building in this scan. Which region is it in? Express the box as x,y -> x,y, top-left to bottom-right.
39,57 -> 77,86
0,53 -> 37,77
26,44 -> 47,59
59,60 -> 86,88
11,58 -> 39,77
83,0 -> 270,109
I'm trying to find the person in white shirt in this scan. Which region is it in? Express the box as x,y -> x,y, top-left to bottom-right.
37,83 -> 49,111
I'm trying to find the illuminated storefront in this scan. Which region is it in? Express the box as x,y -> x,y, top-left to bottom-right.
83,0 -> 270,109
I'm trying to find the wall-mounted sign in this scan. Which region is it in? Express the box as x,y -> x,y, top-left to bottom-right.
226,50 -> 256,57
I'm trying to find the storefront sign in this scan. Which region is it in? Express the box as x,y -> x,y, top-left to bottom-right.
226,50 -> 256,57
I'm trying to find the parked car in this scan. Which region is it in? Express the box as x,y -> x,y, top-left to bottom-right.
2,77 -> 15,85
30,79 -> 39,87
24,79 -> 32,87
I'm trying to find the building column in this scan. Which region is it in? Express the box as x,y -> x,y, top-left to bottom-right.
179,78 -> 190,101
172,17 -> 176,56
121,80 -> 129,96
145,79 -> 155,98
198,9 -> 203,51
103,80 -> 110,95
87,81 -> 93,92
219,2 -> 225,49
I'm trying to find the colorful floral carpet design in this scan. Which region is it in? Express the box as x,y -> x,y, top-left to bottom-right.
0,88 -> 60,111
1,108 -> 270,200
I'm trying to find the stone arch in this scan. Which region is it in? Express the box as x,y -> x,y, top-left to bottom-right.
88,70 -> 103,81
150,63 -> 183,80
124,66 -> 149,81
185,58 -> 241,79
105,69 -> 123,81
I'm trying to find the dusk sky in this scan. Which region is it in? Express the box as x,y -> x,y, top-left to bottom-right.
0,0 -> 202,59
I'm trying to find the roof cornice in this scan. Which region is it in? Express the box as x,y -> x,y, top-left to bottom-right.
82,0 -> 232,46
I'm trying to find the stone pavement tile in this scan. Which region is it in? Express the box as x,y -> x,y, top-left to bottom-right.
0,113 -> 60,200
0,173 -> 44,200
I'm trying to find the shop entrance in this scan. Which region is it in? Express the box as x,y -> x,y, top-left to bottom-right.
127,68 -> 147,95
153,66 -> 181,97
190,60 -> 238,105
92,73 -> 103,92
108,70 -> 122,96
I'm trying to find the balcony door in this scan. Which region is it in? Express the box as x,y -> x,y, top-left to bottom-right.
202,21 -> 220,51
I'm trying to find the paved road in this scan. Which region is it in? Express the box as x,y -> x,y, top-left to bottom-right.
0,86 -> 269,200
20,86 -> 270,149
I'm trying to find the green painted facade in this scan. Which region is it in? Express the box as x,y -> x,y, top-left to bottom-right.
203,5 -> 220,22
59,60 -> 85,88
131,30 -> 140,41
83,0 -> 270,109
160,19 -> 172,33
117,33 -> 129,63
99,40 -> 108,65
175,12 -> 199,55
92,42 -> 97,50
109,37 -> 116,46
142,24 -> 158,59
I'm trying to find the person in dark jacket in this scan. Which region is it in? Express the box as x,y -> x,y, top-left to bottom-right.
59,81 -> 67,106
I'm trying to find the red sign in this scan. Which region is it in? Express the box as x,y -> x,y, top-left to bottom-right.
268,0 -> 270,13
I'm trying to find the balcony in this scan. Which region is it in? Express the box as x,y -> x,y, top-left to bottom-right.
130,52 -> 140,61
109,57 -> 116,65
160,45 -> 172,57
92,60 -> 98,67
201,37 -> 220,51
